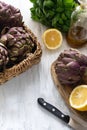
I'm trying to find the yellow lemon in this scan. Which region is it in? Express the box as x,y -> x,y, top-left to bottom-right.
42,29 -> 63,50
69,85 -> 87,111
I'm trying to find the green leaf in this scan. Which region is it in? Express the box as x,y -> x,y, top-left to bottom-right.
43,0 -> 54,8
63,25 -> 69,32
35,8 -> 45,20
57,0 -> 63,7
46,10 -> 55,18
56,7 -> 64,12
58,19 -> 64,24
61,13 -> 67,20
36,0 -> 44,7
30,8 -> 39,21
63,0 -> 75,8
65,11 -> 72,19
52,14 -> 60,26
30,0 -> 36,3
63,0 -> 73,5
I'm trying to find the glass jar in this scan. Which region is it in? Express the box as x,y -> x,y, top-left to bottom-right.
67,2 -> 87,48
78,0 -> 87,5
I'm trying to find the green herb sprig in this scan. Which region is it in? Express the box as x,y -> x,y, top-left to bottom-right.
30,0 -> 78,33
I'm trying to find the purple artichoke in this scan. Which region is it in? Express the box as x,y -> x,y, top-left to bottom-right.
0,1 -> 23,32
0,26 -> 36,66
0,42 -> 9,71
55,48 -> 87,86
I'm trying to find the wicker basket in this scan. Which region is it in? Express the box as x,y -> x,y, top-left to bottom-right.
0,26 -> 42,84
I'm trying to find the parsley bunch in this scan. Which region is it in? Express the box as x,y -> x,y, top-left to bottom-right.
30,0 -> 78,33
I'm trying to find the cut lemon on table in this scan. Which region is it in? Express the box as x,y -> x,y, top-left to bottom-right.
69,85 -> 87,111
42,29 -> 63,50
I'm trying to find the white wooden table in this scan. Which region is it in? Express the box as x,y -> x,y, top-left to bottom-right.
0,0 -> 87,130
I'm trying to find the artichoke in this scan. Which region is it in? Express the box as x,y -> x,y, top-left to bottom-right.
1,27 -> 36,65
0,42 -> 9,71
55,48 -> 87,86
0,1 -> 23,32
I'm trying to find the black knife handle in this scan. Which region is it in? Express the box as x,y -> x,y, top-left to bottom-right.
38,98 -> 70,124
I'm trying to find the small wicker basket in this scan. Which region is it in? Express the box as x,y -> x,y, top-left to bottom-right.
0,26 -> 42,84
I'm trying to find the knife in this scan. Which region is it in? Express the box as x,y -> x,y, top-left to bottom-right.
37,98 -> 87,130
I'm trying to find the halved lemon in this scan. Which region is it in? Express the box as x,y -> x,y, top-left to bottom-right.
69,85 -> 87,111
42,29 -> 63,50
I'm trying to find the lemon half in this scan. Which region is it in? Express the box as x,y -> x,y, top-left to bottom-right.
69,85 -> 87,111
42,29 -> 63,50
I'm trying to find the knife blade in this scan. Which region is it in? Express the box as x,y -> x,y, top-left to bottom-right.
37,98 -> 87,130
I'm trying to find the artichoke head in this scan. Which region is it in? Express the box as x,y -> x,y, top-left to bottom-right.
0,1 -> 23,32
55,48 -> 87,86
1,27 -> 36,65
0,42 -> 9,71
